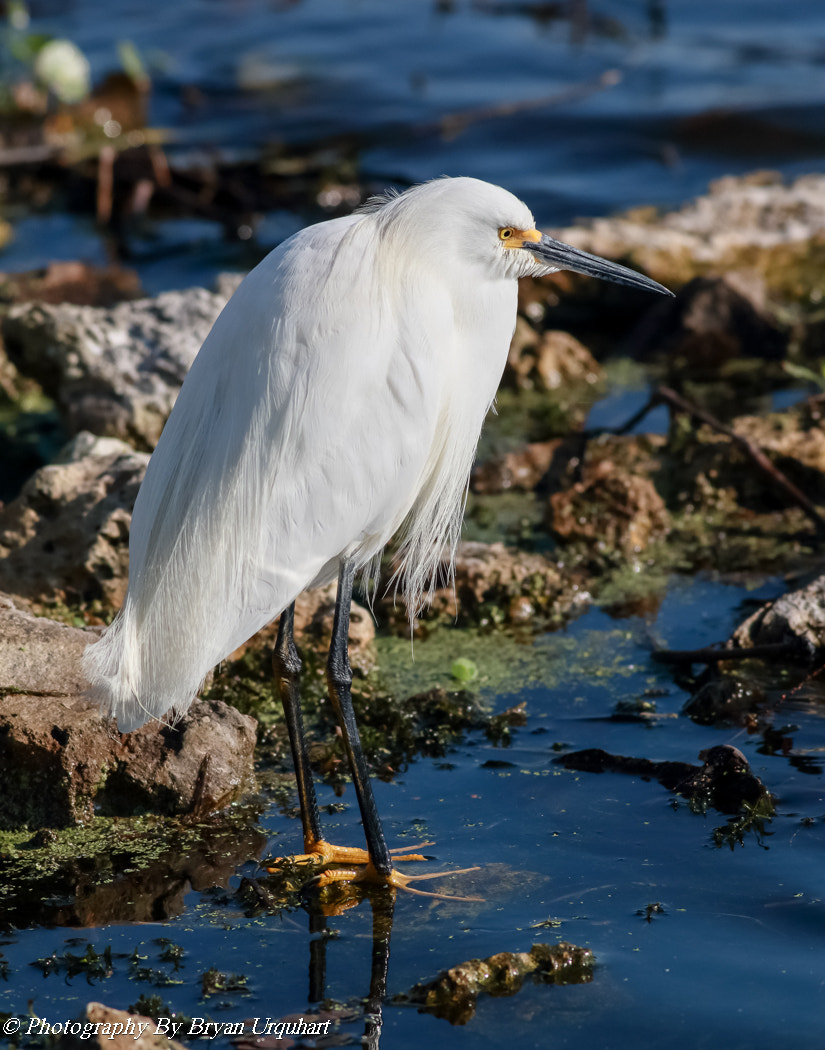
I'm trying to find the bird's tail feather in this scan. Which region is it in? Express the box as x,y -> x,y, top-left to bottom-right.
82,594 -> 207,732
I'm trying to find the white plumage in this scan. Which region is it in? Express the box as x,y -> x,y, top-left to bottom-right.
84,176 -> 670,734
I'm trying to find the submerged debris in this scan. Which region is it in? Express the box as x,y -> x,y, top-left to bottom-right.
200,967 -> 249,998
666,570 -> 825,728
400,941 -> 594,1024
638,901 -> 666,922
556,743 -> 773,816
681,677 -> 769,726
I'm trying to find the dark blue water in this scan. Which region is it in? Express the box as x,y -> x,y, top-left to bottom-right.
3,575 -> 825,1048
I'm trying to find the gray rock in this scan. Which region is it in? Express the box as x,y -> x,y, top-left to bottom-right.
0,432 -> 148,608
733,574 -> 825,652
2,286 -> 232,448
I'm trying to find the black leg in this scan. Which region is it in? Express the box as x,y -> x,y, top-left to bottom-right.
274,603 -> 322,850
327,558 -> 392,877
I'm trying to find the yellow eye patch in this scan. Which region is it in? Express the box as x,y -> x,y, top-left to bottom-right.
498,226 -> 542,248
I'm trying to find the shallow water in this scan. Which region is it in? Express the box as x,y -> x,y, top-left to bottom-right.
3,574 -> 825,1048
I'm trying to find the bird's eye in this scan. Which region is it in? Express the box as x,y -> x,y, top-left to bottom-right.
499,227 -> 514,241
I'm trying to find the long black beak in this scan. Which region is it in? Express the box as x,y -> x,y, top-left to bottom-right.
527,233 -> 674,297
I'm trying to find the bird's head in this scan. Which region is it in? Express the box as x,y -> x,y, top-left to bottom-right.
476,179 -> 671,295
496,219 -> 673,296
368,177 -> 673,298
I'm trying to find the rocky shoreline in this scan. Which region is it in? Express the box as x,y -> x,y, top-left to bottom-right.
2,170 -> 825,929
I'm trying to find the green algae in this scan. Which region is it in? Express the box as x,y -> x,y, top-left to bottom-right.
589,556 -> 670,611
0,803 -> 264,928
478,386 -> 595,460
601,356 -> 650,392
464,489 -> 547,547
372,622 -> 648,706
0,814 -> 173,871
30,943 -> 114,981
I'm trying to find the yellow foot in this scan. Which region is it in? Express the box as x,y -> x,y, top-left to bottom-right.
315,862 -> 484,902
265,839 -> 433,872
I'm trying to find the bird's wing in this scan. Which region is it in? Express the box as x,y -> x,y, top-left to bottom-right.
84,214 -> 451,728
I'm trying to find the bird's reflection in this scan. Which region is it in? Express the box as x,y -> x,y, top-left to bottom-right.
305,887 -> 396,1050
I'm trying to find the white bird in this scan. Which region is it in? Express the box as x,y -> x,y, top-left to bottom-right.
84,176 -> 672,892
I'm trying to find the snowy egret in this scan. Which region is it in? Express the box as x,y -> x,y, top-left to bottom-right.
84,177 -> 672,893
